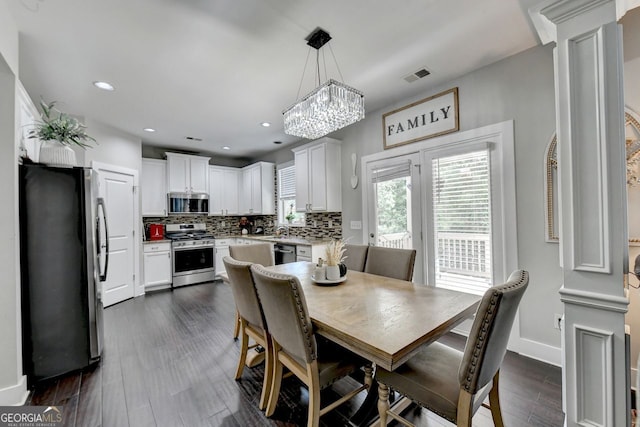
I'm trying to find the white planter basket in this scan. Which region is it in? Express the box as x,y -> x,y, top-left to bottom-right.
39,141 -> 77,168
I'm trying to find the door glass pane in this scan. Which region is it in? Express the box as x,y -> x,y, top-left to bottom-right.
373,169 -> 412,249
432,150 -> 492,295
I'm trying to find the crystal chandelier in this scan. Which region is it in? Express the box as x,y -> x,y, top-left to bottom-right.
283,28 -> 365,140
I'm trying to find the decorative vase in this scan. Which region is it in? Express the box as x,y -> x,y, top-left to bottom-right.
339,263 -> 348,277
39,141 -> 76,167
326,265 -> 340,281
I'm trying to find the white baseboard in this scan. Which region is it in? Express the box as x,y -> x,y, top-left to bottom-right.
0,375 -> 28,405
517,337 -> 562,367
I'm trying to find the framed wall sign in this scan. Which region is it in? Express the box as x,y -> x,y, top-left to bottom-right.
382,87 -> 459,150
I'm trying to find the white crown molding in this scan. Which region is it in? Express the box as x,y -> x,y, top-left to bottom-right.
529,0 -> 640,44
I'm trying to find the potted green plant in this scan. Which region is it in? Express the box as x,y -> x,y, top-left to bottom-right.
29,99 -> 95,167
285,203 -> 296,223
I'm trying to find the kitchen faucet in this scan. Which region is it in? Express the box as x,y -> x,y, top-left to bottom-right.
276,225 -> 289,238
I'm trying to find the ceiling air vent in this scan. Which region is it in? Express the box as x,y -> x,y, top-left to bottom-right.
185,136 -> 203,142
404,67 -> 431,83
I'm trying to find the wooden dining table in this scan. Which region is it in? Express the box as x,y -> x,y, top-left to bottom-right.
264,261 -> 481,371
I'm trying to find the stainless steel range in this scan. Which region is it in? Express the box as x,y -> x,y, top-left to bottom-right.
166,223 -> 215,288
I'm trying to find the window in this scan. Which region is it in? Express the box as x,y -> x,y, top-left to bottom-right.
278,164 -> 305,225
431,149 -> 492,295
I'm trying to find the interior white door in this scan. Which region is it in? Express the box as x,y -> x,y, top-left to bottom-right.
97,168 -> 136,307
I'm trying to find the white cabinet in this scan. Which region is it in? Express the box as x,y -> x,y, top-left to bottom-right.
214,238 -> 234,277
166,152 -> 210,194
143,242 -> 172,289
292,137 -> 342,212
209,166 -> 240,215
239,162 -> 275,215
296,244 -> 328,263
141,159 -> 167,216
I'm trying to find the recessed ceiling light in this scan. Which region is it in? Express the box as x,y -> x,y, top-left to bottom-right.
261,122 -> 271,127
143,128 -> 156,132
222,146 -> 230,150
93,81 -> 115,91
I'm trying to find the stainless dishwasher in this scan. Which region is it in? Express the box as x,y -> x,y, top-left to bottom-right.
274,243 -> 296,264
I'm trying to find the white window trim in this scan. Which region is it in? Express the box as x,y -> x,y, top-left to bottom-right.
277,161 -> 305,227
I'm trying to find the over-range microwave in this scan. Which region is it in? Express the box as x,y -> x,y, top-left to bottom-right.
168,192 -> 209,215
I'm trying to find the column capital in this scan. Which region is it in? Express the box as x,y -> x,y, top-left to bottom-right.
529,0 -> 639,44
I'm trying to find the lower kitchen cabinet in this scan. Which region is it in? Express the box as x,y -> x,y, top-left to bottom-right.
214,238 -> 233,278
296,244 -> 327,263
143,242 -> 172,290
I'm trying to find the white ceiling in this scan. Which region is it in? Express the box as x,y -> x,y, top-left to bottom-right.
7,0 -> 543,159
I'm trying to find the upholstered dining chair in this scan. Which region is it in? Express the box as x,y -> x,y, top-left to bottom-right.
250,264 -> 369,427
375,270 -> 529,427
222,256 -> 272,411
343,244 -> 369,272
363,246 -> 416,281
229,243 -> 274,339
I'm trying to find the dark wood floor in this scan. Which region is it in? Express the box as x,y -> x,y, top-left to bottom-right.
26,281 -> 564,427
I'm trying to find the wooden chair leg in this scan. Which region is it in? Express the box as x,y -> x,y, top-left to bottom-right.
456,389 -> 473,427
377,383 -> 390,426
234,320 -> 248,380
488,371 -> 505,427
265,343 -> 283,417
307,362 -> 321,427
233,309 -> 240,339
258,333 -> 273,411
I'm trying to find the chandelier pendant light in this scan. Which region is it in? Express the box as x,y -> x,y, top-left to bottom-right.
283,28 -> 365,140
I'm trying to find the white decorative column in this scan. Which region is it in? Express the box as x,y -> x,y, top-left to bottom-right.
533,0 -> 632,425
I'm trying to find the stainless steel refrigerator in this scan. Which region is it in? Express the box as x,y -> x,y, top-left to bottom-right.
19,164 -> 109,384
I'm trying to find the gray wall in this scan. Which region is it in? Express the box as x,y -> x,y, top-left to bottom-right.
0,53 -> 22,403
0,0 -> 24,404
80,119 -> 142,171
262,44 -> 563,355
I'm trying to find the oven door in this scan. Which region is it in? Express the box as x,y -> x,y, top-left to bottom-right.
172,245 -> 215,276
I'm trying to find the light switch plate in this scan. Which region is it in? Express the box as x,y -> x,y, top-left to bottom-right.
350,220 -> 362,230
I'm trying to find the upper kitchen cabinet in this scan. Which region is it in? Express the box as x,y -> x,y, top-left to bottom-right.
209,165 -> 239,216
292,137 -> 342,212
166,152 -> 210,194
141,159 -> 167,216
240,162 -> 275,215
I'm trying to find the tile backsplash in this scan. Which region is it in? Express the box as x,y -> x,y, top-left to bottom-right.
143,212 -> 342,240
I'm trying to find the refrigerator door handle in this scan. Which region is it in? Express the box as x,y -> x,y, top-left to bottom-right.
97,197 -> 110,282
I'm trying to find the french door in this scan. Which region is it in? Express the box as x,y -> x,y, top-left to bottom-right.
365,153 -> 423,283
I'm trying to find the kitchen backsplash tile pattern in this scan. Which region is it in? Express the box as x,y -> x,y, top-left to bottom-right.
142,212 -> 342,240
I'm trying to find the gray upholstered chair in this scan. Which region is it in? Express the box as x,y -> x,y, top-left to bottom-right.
229,242 -> 275,267
363,246 -> 416,281
250,264 -> 368,427
228,243 -> 274,339
343,244 -> 369,272
376,270 -> 529,427
223,256 -> 272,411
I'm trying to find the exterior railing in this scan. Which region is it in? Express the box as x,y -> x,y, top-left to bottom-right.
376,231 -> 491,279
436,232 -> 491,278
377,231 -> 412,249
